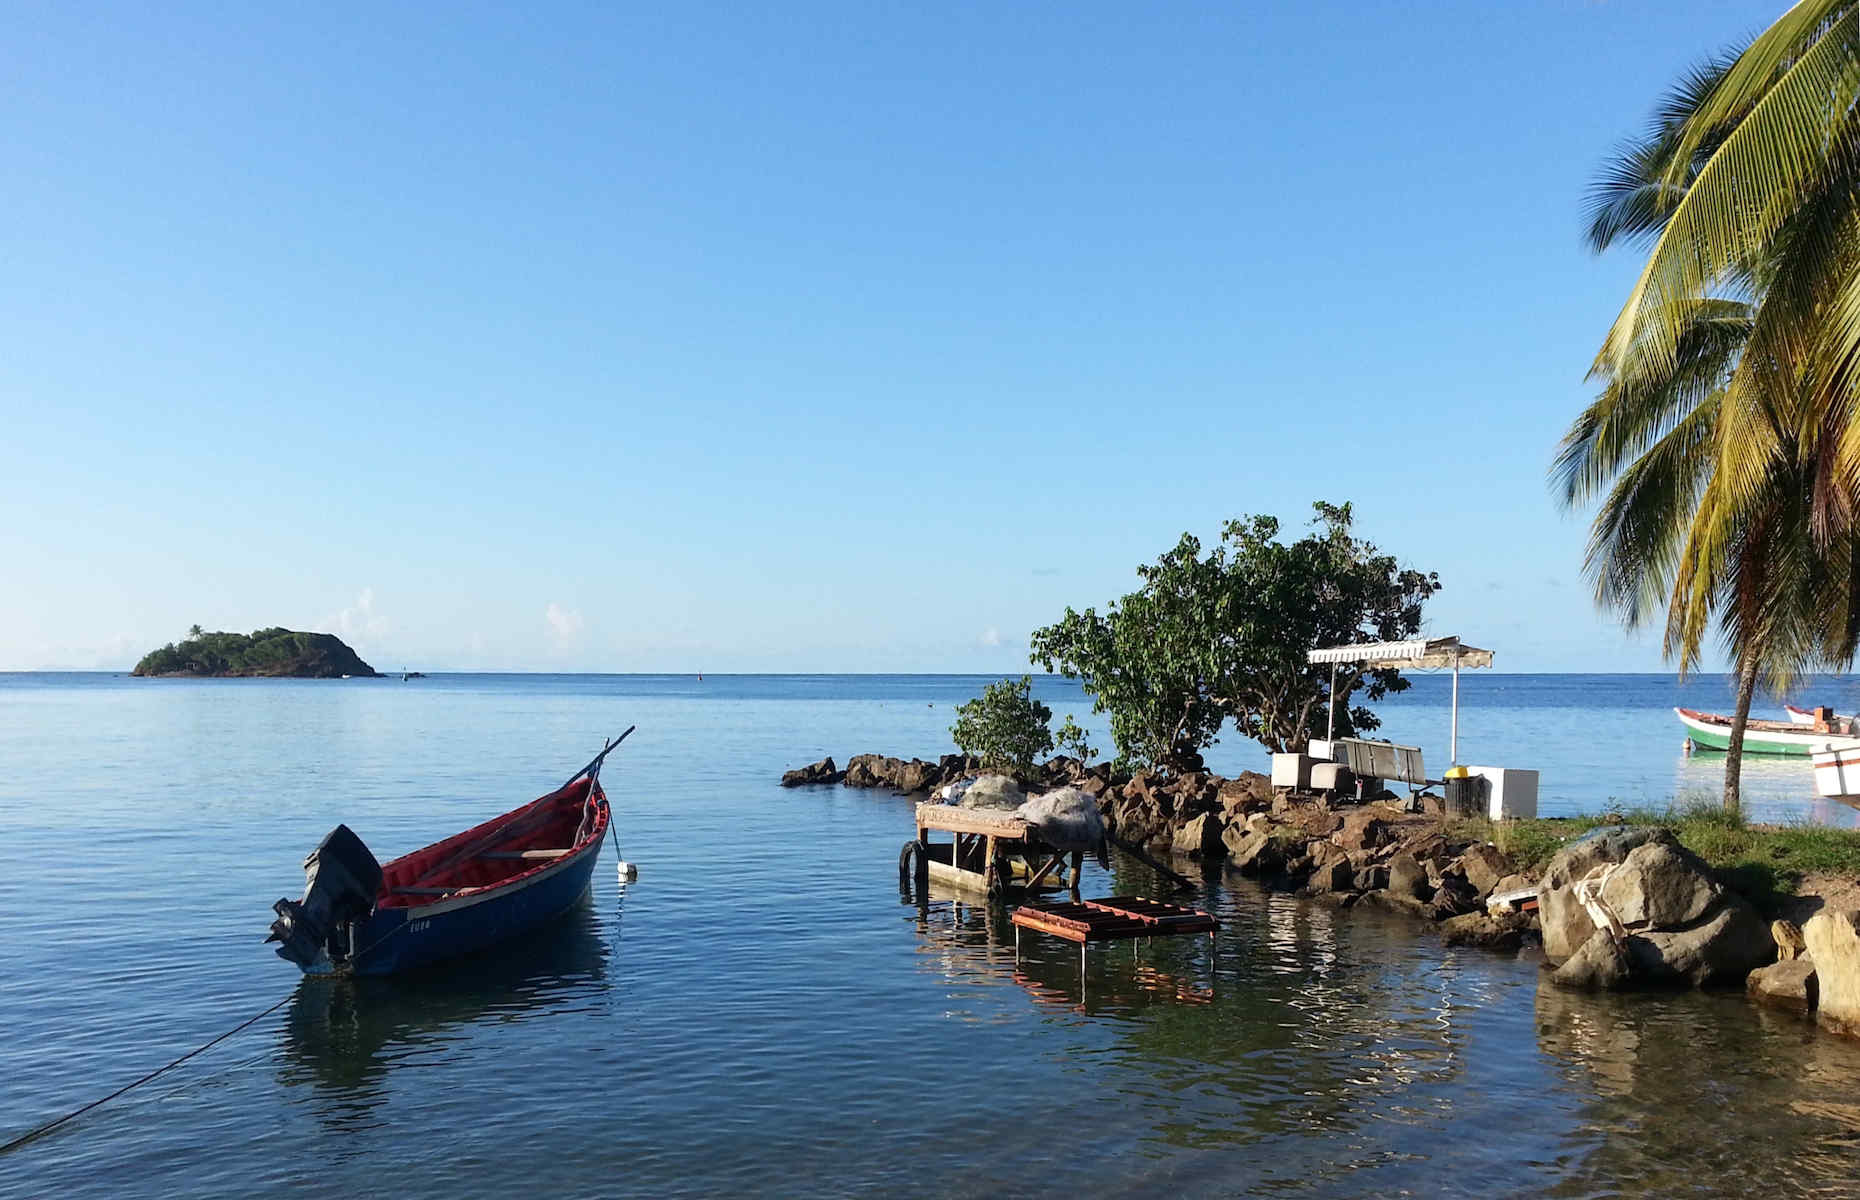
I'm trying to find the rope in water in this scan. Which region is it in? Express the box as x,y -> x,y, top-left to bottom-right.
0,992 -> 294,1158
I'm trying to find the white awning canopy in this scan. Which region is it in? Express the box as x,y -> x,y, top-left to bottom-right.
1306,637 -> 1493,670
1308,637 -> 1493,765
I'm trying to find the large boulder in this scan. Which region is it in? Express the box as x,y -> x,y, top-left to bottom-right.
1621,900 -> 1773,986
1542,828 -> 1773,989
1804,908 -> 1860,1036
1598,842 -> 1717,929
1552,929 -> 1630,990
1540,826 -> 1682,962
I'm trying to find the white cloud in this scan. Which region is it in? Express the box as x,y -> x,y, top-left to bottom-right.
980,627 -> 1001,648
546,603 -> 585,645
323,588 -> 389,641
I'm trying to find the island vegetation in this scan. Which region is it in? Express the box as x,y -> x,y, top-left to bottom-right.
132,628 -> 378,678
1028,500 -> 1437,769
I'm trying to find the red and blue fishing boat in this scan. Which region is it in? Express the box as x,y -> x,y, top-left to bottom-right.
267,729 -> 632,977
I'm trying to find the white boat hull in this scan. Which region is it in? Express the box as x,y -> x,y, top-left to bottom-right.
1812,743 -> 1860,800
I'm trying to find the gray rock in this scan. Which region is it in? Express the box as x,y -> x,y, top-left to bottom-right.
1747,959 -> 1818,1014
1540,826 -> 1682,963
1623,899 -> 1773,986
893,759 -> 939,794
1551,930 -> 1630,990
1598,841 -> 1718,929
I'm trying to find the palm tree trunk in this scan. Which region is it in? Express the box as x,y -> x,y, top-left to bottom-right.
1723,651 -> 1759,812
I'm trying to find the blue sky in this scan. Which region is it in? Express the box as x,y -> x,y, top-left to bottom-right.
0,1 -> 1786,672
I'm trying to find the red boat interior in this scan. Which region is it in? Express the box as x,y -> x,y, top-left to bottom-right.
375,776 -> 606,907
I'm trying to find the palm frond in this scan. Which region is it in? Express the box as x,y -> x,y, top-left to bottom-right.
1598,10 -> 1860,381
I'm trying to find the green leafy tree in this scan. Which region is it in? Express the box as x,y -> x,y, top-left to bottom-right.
1030,502 -> 1439,767
1051,716 -> 1097,764
188,624 -> 204,638
950,676 -> 1054,776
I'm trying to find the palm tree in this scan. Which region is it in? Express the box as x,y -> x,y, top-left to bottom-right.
188,624 -> 204,639
1561,41 -> 1860,809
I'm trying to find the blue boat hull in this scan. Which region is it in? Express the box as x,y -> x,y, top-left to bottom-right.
315,837 -> 604,977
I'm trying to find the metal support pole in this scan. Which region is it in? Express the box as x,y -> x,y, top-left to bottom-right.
1450,647 -> 1461,765
1326,662 -> 1338,742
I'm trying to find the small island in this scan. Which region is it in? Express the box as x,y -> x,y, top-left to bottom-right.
132,627 -> 379,678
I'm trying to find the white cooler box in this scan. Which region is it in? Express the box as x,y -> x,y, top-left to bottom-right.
1271,753 -> 1314,790
1466,766 -> 1538,820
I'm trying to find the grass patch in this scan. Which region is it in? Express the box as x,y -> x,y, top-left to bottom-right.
1451,800 -> 1860,908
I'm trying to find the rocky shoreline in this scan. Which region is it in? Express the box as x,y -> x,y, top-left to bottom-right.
783,752 -> 1860,1040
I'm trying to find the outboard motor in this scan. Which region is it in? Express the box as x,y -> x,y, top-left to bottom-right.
267,824 -> 382,970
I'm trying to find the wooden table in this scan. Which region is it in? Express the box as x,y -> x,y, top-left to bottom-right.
910,803 -> 1082,900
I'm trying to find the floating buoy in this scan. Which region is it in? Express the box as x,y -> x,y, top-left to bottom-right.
617,861 -> 639,883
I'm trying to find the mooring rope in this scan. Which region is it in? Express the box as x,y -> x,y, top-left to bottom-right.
0,992 -> 294,1158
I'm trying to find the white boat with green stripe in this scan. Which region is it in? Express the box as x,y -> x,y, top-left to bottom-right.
1675,707 -> 1848,757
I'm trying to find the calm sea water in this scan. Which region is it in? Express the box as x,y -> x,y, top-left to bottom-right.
3,671 -> 1860,1198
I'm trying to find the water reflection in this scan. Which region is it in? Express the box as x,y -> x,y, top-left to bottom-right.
277,901 -> 609,1129
1534,978 -> 1860,1193
897,860 -> 1488,1160
1670,750 -> 1860,829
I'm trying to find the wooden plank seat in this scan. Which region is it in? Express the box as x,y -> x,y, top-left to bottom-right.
479,848 -> 574,860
